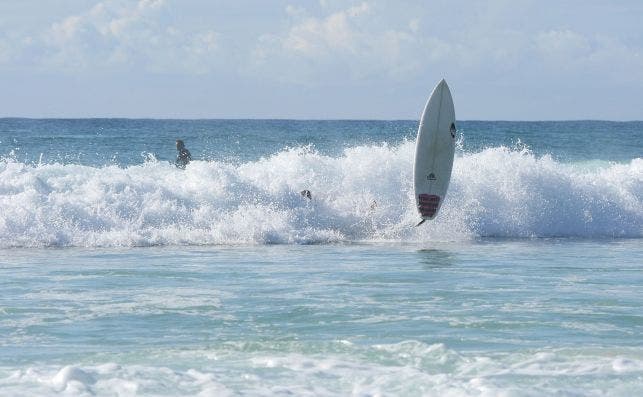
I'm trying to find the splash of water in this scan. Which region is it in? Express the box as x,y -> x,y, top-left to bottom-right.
0,142 -> 640,247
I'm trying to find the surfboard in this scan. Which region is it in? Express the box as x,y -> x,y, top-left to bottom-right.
413,79 -> 456,225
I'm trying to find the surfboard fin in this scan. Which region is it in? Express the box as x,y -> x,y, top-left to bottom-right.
415,219 -> 427,227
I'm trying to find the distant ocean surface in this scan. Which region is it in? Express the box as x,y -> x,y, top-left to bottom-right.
0,119 -> 641,396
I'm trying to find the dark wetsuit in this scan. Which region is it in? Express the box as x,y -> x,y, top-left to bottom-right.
176,148 -> 192,169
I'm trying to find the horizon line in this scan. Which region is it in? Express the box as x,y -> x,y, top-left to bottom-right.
2,117 -> 642,123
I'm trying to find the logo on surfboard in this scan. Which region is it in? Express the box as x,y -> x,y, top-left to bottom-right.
427,173 -> 436,181
417,194 -> 441,218
450,123 -> 456,139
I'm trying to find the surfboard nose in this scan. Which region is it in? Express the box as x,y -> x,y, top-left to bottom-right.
431,79 -> 449,96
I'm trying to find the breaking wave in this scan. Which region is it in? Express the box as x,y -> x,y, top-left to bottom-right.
0,142 -> 641,247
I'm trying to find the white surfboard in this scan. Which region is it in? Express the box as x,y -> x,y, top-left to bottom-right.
413,79 -> 456,225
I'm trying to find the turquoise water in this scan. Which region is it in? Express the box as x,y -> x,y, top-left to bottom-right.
1,119 -> 641,165
0,119 -> 642,395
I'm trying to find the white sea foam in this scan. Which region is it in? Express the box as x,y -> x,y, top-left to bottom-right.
1,342 -> 641,396
1,287 -> 229,332
0,143 -> 640,247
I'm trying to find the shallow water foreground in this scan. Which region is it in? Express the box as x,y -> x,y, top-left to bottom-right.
1,240 -> 642,396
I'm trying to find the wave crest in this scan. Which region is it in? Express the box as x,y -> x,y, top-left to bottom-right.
0,143 -> 641,247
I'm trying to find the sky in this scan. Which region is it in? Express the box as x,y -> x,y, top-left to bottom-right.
1,0 -> 642,120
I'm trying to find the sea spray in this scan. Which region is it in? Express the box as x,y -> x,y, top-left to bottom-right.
0,143 -> 641,248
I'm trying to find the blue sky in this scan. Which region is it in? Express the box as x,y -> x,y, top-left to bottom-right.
1,0 -> 642,119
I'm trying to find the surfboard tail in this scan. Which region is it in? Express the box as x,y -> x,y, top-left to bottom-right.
417,194 -> 441,218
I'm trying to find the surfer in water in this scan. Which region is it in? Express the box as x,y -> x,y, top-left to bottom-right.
175,139 -> 192,169
300,190 -> 312,200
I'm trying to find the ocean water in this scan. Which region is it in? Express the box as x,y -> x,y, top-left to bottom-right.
0,119 -> 641,396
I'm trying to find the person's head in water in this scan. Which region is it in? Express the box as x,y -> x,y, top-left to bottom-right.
175,139 -> 192,169
300,190 -> 312,200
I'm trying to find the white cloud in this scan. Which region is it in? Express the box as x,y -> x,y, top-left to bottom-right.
37,0 -> 220,74
252,2 -> 428,82
249,2 -> 540,83
532,29 -> 643,84
249,1 -> 643,89
282,2 -> 370,56
285,5 -> 306,18
1,0 -> 642,119
5,0 -> 641,85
